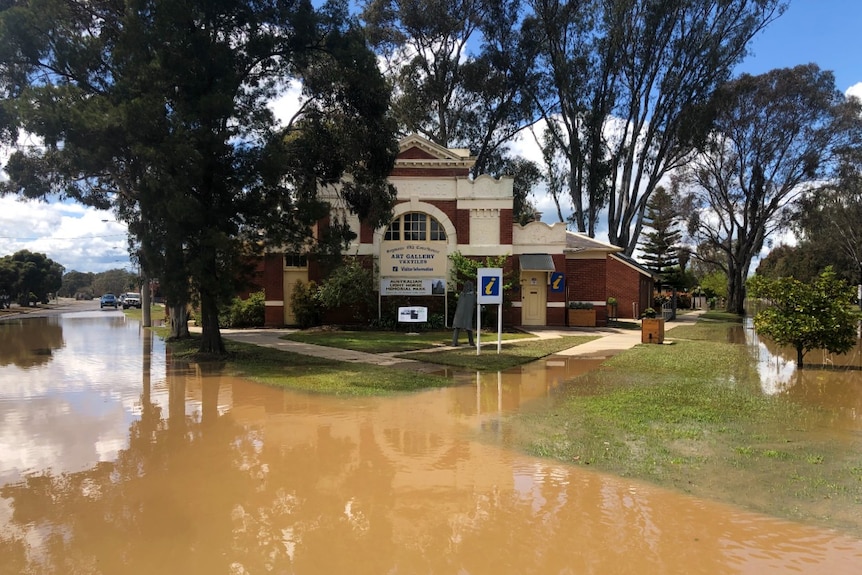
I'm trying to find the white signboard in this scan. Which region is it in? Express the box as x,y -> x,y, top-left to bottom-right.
477,268 -> 504,304
380,278 -> 446,296
398,306 -> 428,323
380,242 -> 447,277
476,268 -> 504,355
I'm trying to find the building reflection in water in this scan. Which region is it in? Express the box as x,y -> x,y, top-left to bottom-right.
1,314 -> 862,574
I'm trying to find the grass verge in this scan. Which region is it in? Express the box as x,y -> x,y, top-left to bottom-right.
397,335 -> 600,371
280,329 -> 530,353
507,319 -> 862,536
165,336 -> 453,396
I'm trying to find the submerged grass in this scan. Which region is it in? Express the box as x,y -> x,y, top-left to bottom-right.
509,320 -> 862,536
165,336 -> 452,396
397,335 -> 599,371
281,329 -> 530,353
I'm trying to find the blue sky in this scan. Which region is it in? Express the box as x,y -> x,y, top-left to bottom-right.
2,0 -> 860,273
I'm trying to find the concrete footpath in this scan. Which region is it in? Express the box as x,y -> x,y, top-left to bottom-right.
221,309 -> 706,368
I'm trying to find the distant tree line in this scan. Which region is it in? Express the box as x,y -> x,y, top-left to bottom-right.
0,250 -> 63,306
59,269 -> 140,300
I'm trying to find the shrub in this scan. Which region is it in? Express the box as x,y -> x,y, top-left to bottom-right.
291,280 -> 322,329
568,301 -> 594,309
219,291 -> 265,328
317,258 -> 376,323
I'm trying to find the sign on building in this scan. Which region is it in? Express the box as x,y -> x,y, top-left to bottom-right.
550,271 -> 565,293
380,278 -> 446,296
380,243 -> 447,277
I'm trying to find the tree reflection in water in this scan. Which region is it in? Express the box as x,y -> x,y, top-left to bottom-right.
3,317 -> 862,574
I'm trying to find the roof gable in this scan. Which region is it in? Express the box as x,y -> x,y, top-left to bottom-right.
395,135 -> 476,172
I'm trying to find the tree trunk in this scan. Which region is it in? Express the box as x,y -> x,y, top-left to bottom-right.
168,303 -> 190,339
726,268 -> 746,315
796,345 -> 804,369
141,274 -> 151,328
198,289 -> 225,354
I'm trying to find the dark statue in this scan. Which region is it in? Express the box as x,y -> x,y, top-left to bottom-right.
452,281 -> 476,346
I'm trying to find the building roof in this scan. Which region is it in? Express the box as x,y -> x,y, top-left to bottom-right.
519,254 -> 556,271
395,135 -> 476,171
610,252 -> 660,280
565,232 -> 623,255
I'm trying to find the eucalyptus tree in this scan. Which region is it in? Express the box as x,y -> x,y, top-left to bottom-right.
0,250 -> 63,305
528,0 -> 784,246
0,0 -> 398,353
677,65 -> 862,314
794,150 -> 862,289
360,0 -> 542,178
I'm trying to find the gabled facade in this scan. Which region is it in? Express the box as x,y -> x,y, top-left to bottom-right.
259,135 -> 654,327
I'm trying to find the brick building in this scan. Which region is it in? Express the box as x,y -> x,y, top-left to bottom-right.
258,135 -> 655,328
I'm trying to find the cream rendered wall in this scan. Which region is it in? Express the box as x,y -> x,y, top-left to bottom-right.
512,221 -> 568,254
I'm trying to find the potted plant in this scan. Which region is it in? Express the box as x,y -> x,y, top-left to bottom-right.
606,297 -> 618,322
568,301 -> 596,327
641,307 -> 664,343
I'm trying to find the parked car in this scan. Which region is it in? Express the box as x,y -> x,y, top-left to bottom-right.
122,292 -> 142,309
100,293 -> 118,309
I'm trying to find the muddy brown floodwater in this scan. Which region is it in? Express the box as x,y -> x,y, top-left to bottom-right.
2,309 -> 862,574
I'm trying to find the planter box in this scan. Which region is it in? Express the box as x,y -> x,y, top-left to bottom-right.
641,318 -> 665,344
568,309 -> 596,327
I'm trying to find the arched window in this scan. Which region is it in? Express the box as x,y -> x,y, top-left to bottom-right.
384,212 -> 447,241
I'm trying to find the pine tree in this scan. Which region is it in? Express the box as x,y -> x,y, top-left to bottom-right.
639,187 -> 682,289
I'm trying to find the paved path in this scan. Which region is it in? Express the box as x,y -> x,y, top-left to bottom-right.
220,310 -> 706,367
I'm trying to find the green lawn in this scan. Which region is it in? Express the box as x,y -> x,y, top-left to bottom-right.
507,318 -> 862,537
280,329 -> 531,353
397,335 -> 600,371
164,331 -> 598,392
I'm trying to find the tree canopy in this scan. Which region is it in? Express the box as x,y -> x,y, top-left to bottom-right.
793,149 -> 862,286
529,0 -> 784,245
749,268 -> 860,368
0,250 -> 64,305
1,0 -> 399,352
639,186 -> 683,289
677,64 -> 862,314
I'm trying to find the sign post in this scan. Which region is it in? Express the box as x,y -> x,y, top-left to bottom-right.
476,268 -> 503,355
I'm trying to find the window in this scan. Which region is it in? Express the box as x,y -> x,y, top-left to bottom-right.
384,219 -> 400,241
384,213 -> 446,241
284,254 -> 307,268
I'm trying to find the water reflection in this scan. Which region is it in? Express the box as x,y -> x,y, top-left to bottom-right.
741,319 -> 862,428
2,314 -> 862,574
0,317 -> 65,368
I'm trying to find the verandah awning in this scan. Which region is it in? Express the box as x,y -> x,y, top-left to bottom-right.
518,254 -> 556,271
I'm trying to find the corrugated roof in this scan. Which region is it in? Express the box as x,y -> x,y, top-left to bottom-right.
610,252 -> 660,279
565,231 -> 622,253
519,254 -> 556,271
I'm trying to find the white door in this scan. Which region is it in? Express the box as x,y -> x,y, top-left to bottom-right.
521,271 -> 547,326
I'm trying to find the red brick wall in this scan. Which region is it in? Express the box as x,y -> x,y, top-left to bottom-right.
566,258 -> 607,303
500,209 -> 513,244
262,253 -> 284,327
606,256 -> 653,319
399,148 -> 437,160
389,167 -> 470,177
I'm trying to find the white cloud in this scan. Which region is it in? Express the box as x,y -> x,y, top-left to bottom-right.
0,196 -> 129,273
846,82 -> 862,102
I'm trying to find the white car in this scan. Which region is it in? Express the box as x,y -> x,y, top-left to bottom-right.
122,293 -> 142,309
